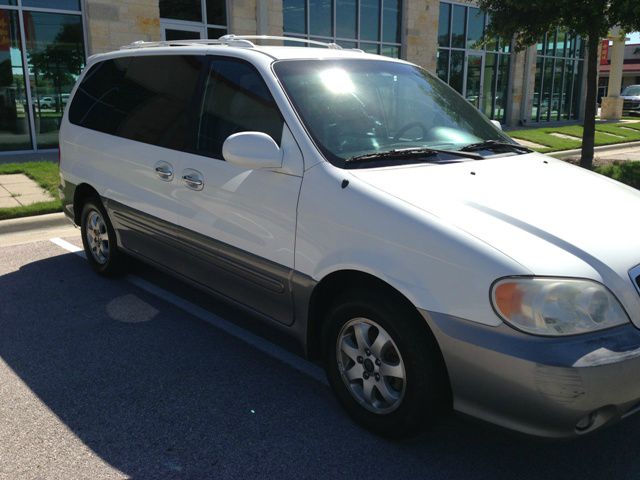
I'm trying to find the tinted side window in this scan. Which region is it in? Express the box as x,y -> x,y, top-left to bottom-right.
196,58 -> 283,158
69,58 -> 128,134
69,55 -> 204,152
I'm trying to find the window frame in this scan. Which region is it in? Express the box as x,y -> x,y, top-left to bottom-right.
195,55 -> 286,161
68,53 -> 209,155
530,29 -> 585,123
283,0 -> 402,58
68,53 -> 286,161
159,0 -> 229,40
436,1 -> 512,123
0,0 -> 86,154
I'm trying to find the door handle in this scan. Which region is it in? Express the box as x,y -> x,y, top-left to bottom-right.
154,161 -> 174,181
182,169 -> 204,191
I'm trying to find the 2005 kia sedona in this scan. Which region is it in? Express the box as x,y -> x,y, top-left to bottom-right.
59,35 -> 640,438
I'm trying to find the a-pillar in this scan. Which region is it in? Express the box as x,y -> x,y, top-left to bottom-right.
601,28 -> 628,120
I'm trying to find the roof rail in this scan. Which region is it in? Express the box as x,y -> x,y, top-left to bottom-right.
219,34 -> 342,49
121,34 -> 342,50
120,39 -> 225,50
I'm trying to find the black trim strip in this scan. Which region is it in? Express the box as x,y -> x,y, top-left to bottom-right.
111,206 -> 287,294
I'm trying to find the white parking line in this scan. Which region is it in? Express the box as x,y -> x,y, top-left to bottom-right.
50,237 -> 83,254
49,237 -> 328,385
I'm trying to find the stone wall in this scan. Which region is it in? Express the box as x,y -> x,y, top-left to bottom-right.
264,0 -> 284,36
230,0 -> 283,38
229,0 -> 258,35
403,0 -> 439,72
507,46 -> 536,126
85,0 -> 161,55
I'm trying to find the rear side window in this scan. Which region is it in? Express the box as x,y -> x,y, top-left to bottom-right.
196,58 -> 283,158
69,55 -> 205,152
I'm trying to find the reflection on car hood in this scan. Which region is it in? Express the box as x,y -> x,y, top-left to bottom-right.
350,154 -> 640,283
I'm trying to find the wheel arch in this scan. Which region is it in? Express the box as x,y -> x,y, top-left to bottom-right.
306,269 -> 435,361
72,183 -> 101,225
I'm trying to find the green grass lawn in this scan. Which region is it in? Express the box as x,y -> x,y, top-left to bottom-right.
0,161 -> 61,221
509,121 -> 640,153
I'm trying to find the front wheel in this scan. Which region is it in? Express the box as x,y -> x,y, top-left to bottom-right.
80,198 -> 125,276
323,290 -> 450,438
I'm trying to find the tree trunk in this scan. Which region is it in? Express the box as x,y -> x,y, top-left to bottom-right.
580,33 -> 600,169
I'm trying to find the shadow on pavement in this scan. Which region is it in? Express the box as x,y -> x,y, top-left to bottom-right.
1,250 -> 640,479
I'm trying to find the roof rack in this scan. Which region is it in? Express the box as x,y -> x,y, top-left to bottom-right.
220,35 -> 342,49
121,34 -> 342,50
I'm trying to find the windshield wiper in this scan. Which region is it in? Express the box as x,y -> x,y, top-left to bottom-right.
345,147 -> 483,164
459,140 -> 532,154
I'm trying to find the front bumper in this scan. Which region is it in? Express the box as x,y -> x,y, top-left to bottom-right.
623,100 -> 640,113
421,310 -> 640,438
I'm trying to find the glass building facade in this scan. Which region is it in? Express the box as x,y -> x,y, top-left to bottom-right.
0,0 -> 590,155
0,0 -> 85,152
531,29 -> 584,122
436,1 -> 510,123
283,0 -> 402,58
159,0 -> 227,40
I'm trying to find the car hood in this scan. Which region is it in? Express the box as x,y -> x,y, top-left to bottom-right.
349,154 -> 640,306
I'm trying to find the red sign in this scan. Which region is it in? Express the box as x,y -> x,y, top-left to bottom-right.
600,40 -> 610,65
0,10 -> 10,52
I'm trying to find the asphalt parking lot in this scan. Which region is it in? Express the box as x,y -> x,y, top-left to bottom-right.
2,230 -> 640,479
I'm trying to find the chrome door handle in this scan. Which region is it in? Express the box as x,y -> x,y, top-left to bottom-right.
154,161 -> 174,181
182,169 -> 204,191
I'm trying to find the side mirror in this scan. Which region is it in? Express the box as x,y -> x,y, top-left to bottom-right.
491,120 -> 502,131
222,132 -> 282,169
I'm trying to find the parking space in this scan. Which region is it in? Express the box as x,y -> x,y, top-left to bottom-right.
2,233 -> 640,479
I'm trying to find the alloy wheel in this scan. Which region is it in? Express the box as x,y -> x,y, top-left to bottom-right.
85,209 -> 110,265
336,317 -> 406,414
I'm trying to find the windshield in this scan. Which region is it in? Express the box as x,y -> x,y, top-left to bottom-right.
622,85 -> 640,97
273,59 -> 511,167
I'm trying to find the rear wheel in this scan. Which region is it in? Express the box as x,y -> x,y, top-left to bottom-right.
323,290 -> 450,437
80,198 -> 125,276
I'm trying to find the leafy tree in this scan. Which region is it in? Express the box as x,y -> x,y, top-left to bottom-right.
478,0 -> 640,169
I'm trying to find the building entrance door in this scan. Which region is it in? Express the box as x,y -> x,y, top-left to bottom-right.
464,52 -> 485,110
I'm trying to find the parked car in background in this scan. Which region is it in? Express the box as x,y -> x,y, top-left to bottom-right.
39,96 -> 55,109
59,35 -> 640,439
622,85 -> 640,114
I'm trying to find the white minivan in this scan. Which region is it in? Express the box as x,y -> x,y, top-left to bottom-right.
59,35 -> 640,439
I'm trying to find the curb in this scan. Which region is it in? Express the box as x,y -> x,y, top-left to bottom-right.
550,141 -> 640,159
0,212 -> 73,235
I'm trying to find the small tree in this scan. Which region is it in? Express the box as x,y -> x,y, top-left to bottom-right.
478,0 -> 640,169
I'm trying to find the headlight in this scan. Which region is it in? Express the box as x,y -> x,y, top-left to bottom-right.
491,277 -> 629,336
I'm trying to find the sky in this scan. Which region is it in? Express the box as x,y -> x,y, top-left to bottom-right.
628,32 -> 640,44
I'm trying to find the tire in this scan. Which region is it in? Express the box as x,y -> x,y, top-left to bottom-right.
323,289 -> 450,438
80,198 -> 126,276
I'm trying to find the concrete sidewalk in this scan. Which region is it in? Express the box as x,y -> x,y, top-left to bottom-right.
593,144 -> 640,162
552,142 -> 640,164
0,174 -> 54,208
